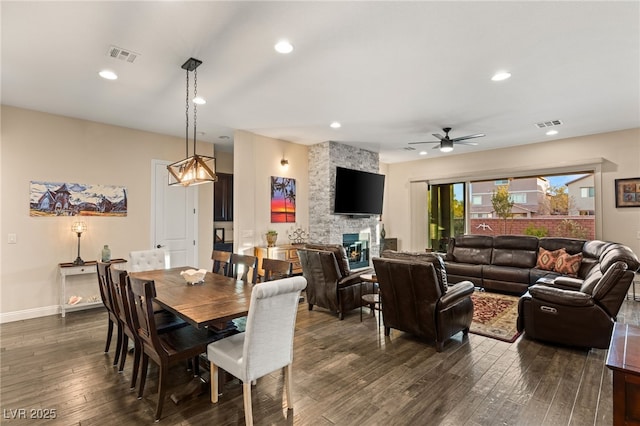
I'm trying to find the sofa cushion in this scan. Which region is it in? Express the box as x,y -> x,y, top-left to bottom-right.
483,264 -> 531,283
381,250 -> 447,293
491,235 -> 538,268
539,237 -> 585,255
555,251 -> 583,277
448,235 -> 493,265
536,247 -> 566,271
445,261 -> 483,278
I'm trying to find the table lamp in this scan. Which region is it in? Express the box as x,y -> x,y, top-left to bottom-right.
71,221 -> 87,265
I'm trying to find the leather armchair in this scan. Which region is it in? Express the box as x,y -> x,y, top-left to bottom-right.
373,257 -> 475,352
517,245 -> 639,348
298,245 -> 374,320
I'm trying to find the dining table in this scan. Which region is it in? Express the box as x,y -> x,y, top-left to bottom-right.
128,266 -> 255,404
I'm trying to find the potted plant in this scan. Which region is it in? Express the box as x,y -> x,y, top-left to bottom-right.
266,230 -> 278,247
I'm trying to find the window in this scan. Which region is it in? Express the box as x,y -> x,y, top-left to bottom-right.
472,195 -> 482,205
581,187 -> 595,198
494,179 -> 509,185
509,193 -> 527,203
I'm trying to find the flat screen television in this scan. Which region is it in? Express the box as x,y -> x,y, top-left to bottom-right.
334,167 -> 385,216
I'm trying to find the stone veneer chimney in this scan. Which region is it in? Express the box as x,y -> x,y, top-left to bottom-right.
308,141 -> 381,260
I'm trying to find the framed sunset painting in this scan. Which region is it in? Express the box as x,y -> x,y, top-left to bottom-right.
271,176 -> 296,223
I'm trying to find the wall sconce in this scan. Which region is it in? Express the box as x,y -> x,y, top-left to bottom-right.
280,158 -> 289,168
71,221 -> 87,265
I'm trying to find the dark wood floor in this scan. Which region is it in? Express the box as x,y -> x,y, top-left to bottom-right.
1,291 -> 639,425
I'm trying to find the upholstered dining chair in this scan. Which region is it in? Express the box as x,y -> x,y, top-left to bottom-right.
129,249 -> 167,272
260,258 -> 293,282
229,253 -> 259,284
211,250 -> 231,276
207,276 -> 307,426
127,276 -> 222,421
96,262 -> 123,366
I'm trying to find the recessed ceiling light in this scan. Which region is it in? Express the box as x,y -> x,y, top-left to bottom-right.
330,121 -> 341,129
274,40 -> 294,54
218,135 -> 230,140
491,71 -> 511,81
546,130 -> 558,136
99,70 -> 118,80
419,151 -> 428,156
193,96 -> 206,105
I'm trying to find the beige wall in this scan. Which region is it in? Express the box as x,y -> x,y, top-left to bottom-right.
1,106 -> 214,320
233,130 -> 309,253
383,128 -> 640,254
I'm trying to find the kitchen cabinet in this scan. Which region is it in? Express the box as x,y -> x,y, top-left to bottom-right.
214,173 -> 233,222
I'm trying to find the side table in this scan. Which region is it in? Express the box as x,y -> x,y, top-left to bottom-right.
606,322 -> 640,425
360,273 -> 381,327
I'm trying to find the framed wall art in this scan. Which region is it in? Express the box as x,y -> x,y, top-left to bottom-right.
615,177 -> 640,208
30,181 -> 128,216
270,176 -> 296,223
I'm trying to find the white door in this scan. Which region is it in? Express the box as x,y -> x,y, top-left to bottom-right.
152,160 -> 197,268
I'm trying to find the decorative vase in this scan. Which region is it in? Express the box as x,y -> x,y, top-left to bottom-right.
266,233 -> 278,247
380,224 -> 386,240
101,245 -> 111,262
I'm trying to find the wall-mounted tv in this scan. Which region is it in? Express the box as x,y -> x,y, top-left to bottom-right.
334,167 -> 385,217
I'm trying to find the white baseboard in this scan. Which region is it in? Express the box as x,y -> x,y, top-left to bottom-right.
0,305 -> 60,323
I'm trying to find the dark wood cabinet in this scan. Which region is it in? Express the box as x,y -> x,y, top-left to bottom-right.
214,173 -> 233,222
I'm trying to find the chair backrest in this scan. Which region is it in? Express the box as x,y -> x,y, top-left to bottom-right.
230,253 -> 258,283
127,276 -> 163,354
129,249 -> 167,272
111,269 -> 136,331
261,258 -> 293,282
211,250 -> 231,276
242,276 -> 307,381
373,257 -> 442,339
96,261 -> 116,313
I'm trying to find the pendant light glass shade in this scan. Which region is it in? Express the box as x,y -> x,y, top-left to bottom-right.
168,57 -> 217,186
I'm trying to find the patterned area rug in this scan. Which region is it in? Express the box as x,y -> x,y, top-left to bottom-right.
469,291 -> 522,343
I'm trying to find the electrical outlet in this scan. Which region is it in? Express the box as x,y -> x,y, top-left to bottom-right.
8,233 -> 17,244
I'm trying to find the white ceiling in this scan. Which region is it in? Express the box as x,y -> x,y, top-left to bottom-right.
2,1 -> 639,163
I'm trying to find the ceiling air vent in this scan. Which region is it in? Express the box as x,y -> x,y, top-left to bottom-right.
535,119 -> 563,129
107,45 -> 139,63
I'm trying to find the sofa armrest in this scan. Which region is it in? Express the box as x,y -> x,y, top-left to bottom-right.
552,276 -> 583,291
440,280 -> 474,308
337,268 -> 374,288
529,284 -> 595,307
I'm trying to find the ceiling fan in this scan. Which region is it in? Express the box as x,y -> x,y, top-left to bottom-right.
409,127 -> 485,152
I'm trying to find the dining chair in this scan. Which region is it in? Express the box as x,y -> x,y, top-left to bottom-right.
96,262 -> 123,366
207,276 -> 307,426
211,250 -> 231,276
129,248 -> 167,272
260,258 -> 293,282
110,269 -> 188,389
127,275 -> 222,421
229,253 -> 259,284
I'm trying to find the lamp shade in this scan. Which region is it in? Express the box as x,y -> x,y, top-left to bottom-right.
71,221 -> 87,234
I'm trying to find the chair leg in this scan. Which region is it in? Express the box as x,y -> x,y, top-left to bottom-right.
308,303 -> 313,311
384,326 -> 391,336
154,364 -> 168,421
284,364 -> 293,410
243,382 -> 253,426
104,319 -> 114,353
113,323 -> 123,366
463,327 -> 470,336
193,356 -> 200,377
435,340 -> 444,352
210,362 -> 219,403
138,354 -> 149,399
118,335 -> 128,372
130,342 -> 141,390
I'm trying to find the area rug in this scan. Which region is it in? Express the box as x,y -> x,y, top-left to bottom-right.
469,291 -> 521,343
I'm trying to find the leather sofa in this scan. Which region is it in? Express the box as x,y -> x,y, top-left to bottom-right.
444,235 -> 638,295
297,244 -> 374,320
373,253 -> 475,352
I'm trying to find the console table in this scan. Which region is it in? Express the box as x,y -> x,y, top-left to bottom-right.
58,259 -> 126,317
606,322 -> 640,425
253,244 -> 303,277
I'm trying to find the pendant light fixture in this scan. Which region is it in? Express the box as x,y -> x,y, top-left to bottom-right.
167,57 -> 217,186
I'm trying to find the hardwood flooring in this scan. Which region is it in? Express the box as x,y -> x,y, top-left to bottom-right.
1,293 -> 638,425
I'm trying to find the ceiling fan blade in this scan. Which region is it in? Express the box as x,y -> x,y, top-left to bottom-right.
432,133 -> 445,141
455,141 -> 479,146
451,133 -> 485,142
408,141 -> 439,145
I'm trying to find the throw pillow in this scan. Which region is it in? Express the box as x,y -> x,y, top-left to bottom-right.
536,248 -> 565,271
555,251 -> 583,277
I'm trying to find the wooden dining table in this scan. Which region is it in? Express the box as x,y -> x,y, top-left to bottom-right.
128,266 -> 254,404
129,266 -> 253,330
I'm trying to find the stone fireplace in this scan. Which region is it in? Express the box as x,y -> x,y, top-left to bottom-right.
308,141 -> 381,264
343,233 -> 370,270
